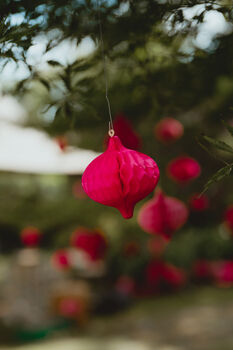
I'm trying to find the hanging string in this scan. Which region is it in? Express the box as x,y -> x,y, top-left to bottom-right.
96,0 -> 114,137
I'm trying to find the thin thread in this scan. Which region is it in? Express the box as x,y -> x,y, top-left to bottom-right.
96,0 -> 114,135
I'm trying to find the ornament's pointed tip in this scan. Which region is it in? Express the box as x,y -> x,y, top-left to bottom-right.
118,204 -> 134,219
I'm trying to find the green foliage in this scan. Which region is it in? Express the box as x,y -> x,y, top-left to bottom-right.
198,122 -> 233,192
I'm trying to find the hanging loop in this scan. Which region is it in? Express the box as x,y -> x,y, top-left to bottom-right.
108,122 -> 115,137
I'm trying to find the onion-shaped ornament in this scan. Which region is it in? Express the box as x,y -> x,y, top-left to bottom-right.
138,190 -> 188,239
154,117 -> 184,144
167,156 -> 201,183
82,135 -> 159,219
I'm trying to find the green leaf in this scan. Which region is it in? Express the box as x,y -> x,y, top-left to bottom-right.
202,164 -> 232,194
222,120 -> 233,137
202,135 -> 233,155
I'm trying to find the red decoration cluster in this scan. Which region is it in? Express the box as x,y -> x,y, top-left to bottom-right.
20,226 -> 41,247
82,135 -> 159,219
138,190 -> 188,239
154,117 -> 184,144
71,227 -> 107,261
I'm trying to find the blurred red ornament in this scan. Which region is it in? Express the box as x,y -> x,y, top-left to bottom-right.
146,260 -> 186,290
115,275 -> 135,296
154,117 -> 184,144
224,205 -> 233,233
20,226 -> 41,247
123,241 -> 140,257
193,260 -> 213,280
190,193 -> 209,211
71,228 -> 107,261
147,236 -> 168,256
138,190 -> 188,240
82,135 -> 159,219
58,298 -> 83,317
212,261 -> 233,286
72,180 -> 87,199
55,136 -> 67,152
105,114 -> 141,150
52,249 -> 70,270
167,156 -> 201,183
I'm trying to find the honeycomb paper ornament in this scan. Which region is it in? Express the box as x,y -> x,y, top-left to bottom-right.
138,190 -> 188,239
82,135 -> 159,219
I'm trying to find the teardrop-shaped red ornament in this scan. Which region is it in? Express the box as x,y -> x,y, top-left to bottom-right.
138,190 -> 188,239
82,136 -> 159,219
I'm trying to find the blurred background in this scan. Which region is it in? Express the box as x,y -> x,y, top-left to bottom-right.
0,1 -> 233,349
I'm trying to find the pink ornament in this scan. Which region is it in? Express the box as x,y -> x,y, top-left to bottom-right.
189,193 -> 209,211
71,227 -> 107,261
224,205 -> 233,233
105,114 -> 141,150
167,156 -> 201,183
138,190 -> 188,239
154,117 -> 184,144
82,135 -> 159,219
52,249 -> 70,270
20,226 -> 41,247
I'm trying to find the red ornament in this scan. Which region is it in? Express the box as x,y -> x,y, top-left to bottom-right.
20,226 -> 41,247
212,261 -> 233,286
55,136 -> 67,152
146,260 -> 186,290
52,249 -> 70,270
138,190 -> 188,239
189,193 -> 209,211
224,205 -> 233,233
167,156 -> 201,183
71,228 -> 107,261
105,114 -> 141,150
82,135 -> 159,219
154,117 -> 184,144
